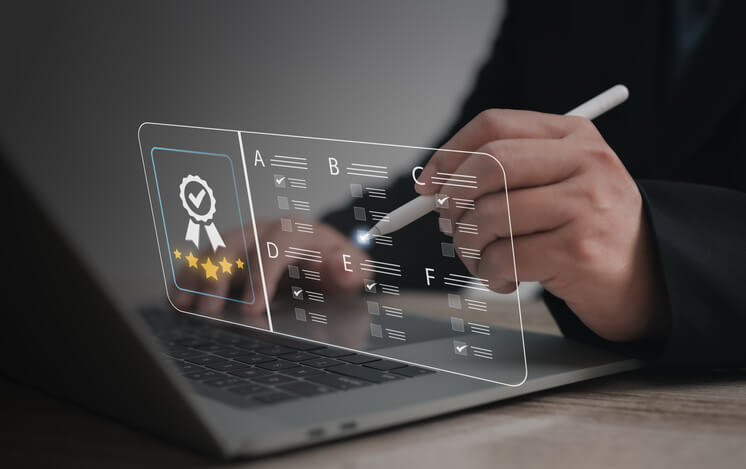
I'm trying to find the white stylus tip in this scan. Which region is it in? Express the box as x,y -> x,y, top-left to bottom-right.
362,226 -> 380,242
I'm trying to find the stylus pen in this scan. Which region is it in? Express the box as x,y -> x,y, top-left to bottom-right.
361,84 -> 629,241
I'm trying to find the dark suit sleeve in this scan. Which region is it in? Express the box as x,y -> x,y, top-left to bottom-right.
328,3 -> 746,370
546,181 -> 746,370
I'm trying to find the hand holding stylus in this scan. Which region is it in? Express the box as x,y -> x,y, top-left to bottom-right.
413,86 -> 670,342
364,85 -> 630,240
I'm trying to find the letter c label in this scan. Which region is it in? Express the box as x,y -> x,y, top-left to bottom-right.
412,166 -> 425,185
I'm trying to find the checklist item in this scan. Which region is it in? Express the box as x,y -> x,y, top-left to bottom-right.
439,217 -> 453,235
353,206 -> 367,222
435,193 -> 450,208
364,279 -> 378,293
367,300 -> 380,315
447,293 -> 462,310
453,340 -> 469,356
350,183 -> 363,198
450,316 -> 465,332
441,242 -> 455,258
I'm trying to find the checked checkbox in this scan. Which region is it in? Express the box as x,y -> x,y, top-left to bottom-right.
435,194 -> 450,208
364,279 -> 378,293
453,340 -> 469,356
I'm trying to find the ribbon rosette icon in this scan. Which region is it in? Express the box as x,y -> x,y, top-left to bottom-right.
179,174 -> 226,252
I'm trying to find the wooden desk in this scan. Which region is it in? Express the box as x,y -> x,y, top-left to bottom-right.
3,295 -> 746,468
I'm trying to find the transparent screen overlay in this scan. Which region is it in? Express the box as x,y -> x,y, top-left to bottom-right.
139,123 -> 526,386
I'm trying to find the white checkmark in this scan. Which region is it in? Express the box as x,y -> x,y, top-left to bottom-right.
292,288 -> 303,297
188,189 -> 206,208
436,195 -> 449,206
275,176 -> 286,185
365,282 -> 377,291
455,344 -> 468,353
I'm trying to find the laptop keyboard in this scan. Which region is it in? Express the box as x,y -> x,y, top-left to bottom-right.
143,310 -> 435,407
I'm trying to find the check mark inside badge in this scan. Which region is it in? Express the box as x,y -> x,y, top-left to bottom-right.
188,189 -> 206,208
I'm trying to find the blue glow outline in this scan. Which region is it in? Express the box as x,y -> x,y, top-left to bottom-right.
150,146 -> 256,304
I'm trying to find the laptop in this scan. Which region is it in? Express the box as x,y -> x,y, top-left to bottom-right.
0,152 -> 642,459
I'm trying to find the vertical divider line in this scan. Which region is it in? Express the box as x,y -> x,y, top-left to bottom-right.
237,131 -> 274,331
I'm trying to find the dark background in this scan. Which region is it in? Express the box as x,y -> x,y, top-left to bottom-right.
2,1 -> 503,307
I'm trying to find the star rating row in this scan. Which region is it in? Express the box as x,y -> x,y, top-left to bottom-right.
173,248 -> 245,280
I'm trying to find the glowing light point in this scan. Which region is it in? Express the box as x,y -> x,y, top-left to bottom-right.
355,229 -> 373,246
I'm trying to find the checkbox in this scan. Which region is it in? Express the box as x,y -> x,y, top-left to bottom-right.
287,265 -> 300,279
280,217 -> 293,232
294,307 -> 307,322
274,174 -> 286,188
350,183 -> 363,198
450,316 -> 465,332
367,300 -> 380,315
370,323 -> 383,338
291,286 -> 304,300
439,217 -> 453,234
364,279 -> 378,293
353,206 -> 366,222
435,193 -> 450,208
448,293 -> 462,310
453,340 -> 469,356
441,242 -> 455,258
277,195 -> 289,210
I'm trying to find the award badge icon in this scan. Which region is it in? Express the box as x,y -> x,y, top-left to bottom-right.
179,174 -> 226,252
147,146 -> 256,306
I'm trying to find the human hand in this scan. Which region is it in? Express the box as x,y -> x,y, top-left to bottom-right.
172,218 -> 367,316
417,109 -> 669,341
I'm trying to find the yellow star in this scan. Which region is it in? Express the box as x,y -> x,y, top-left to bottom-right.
219,257 -> 233,274
235,258 -> 245,270
201,258 -> 219,280
173,248 -> 182,259
185,252 -> 199,269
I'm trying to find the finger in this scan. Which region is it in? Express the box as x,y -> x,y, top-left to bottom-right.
319,244 -> 367,294
451,185 -> 574,273
195,258 -> 238,315
194,230 -> 253,314
417,110 -> 587,194
243,224 -> 300,315
170,244 -> 241,313
477,229 -> 563,293
243,223 -> 366,314
242,231 -> 273,315
435,138 -> 584,224
170,256 -> 202,310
